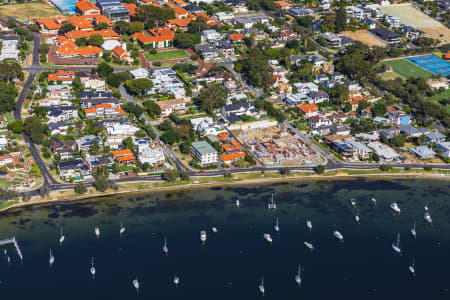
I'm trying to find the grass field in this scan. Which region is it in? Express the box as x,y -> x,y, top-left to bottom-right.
145,50 -> 190,61
0,2 -> 62,22
381,59 -> 434,79
425,89 -> 450,113
379,71 -> 406,81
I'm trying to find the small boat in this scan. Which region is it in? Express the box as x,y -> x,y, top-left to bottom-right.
120,221 -> 126,236
173,275 -> 180,287
371,198 -> 376,205
390,203 -> 401,214
355,209 -> 360,224
304,241 -> 314,251
49,248 -> 55,267
409,259 -> 415,276
3,249 -> 6,256
392,234 -> 401,254
211,227 -> 218,233
235,200 -> 240,207
274,217 -> 279,233
410,222 -> 416,239
333,230 -> 344,241
306,220 -> 312,231
59,226 -> 65,246
163,237 -> 168,255
424,203 -> 429,212
95,226 -> 100,239
263,233 -> 272,243
423,212 -> 432,224
133,277 -> 140,293
350,198 -> 356,207
268,193 -> 277,210
90,257 -> 96,279
200,231 -> 207,244
295,265 -> 301,285
258,277 -> 265,295
7,256 -> 10,265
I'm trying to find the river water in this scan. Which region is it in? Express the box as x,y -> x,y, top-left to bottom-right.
0,178 -> 449,299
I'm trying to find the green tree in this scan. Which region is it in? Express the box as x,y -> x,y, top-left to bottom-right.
334,6 -> 347,33
372,103 -> 387,117
136,5 -> 175,28
8,120 -> 23,134
129,21 -> 144,34
123,136 -> 135,150
198,85 -> 227,114
391,134 -> 406,147
174,32 -> 195,49
162,169 -> 179,182
316,165 -> 325,174
125,78 -> 153,95
87,34 -> 104,47
241,47 -> 273,91
0,82 -> 18,112
74,182 -> 87,194
24,116 -> 44,144
96,62 -> 114,78
180,171 -> 190,181
115,21 -> 130,35
59,23 -> 75,34
75,37 -> 88,47
143,100 -> 162,119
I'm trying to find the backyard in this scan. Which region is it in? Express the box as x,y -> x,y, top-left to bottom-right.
380,59 -> 434,79
144,50 -> 190,62
0,2 -> 63,22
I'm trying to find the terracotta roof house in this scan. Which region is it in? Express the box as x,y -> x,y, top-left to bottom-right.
131,28 -> 174,48
156,99 -> 186,117
112,46 -> 133,63
112,149 -> 135,165
65,29 -> 120,41
297,103 -> 318,119
48,70 -> 76,83
76,0 -> 101,16
228,33 -> 244,42
165,2 -> 189,18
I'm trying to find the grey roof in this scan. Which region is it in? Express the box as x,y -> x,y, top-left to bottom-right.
58,158 -> 89,171
78,91 -> 112,99
222,101 -> 255,113
47,121 -> 68,132
408,146 -> 436,159
397,125 -> 420,136
425,130 -> 446,140
309,90 -> 329,98
47,106 -> 77,117
372,28 -> 401,39
80,97 -> 120,106
191,141 -> 217,155
195,44 -> 215,54
95,117 -> 131,128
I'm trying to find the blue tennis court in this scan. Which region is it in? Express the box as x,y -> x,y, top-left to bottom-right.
51,0 -> 78,14
406,55 -> 450,77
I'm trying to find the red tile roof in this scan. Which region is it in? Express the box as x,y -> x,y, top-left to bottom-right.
75,0 -> 100,13
228,33 -> 244,41
297,103 -> 318,114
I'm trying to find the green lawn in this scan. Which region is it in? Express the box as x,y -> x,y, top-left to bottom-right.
145,50 -> 190,61
425,89 -> 450,113
381,59 -> 434,79
379,71 -> 406,81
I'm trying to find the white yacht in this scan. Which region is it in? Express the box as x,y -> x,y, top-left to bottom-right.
120,221 -> 126,236
163,237 -> 168,255
173,275 -> 180,287
235,199 -> 240,207
90,257 -> 96,279
390,203 -> 401,214
424,203 -> 429,212
263,233 -> 273,243
59,226 -> 65,246
274,217 -> 279,233
3,249 -> 6,256
392,234 -> 401,254
7,256 -> 10,265
333,231 -> 344,241
200,231 -> 207,244
355,209 -> 360,224
268,193 -> 277,210
49,248 -> 55,267
410,222 -> 416,239
95,226 -> 100,239
211,227 -> 218,233
133,277 -> 140,292
350,198 -> 356,207
409,259 -> 415,276
295,265 -> 301,285
304,241 -> 314,251
371,198 -> 376,205
306,220 -> 312,231
259,277 -> 265,295
424,212 -> 432,224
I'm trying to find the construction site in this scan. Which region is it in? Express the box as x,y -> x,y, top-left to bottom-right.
233,125 -> 322,167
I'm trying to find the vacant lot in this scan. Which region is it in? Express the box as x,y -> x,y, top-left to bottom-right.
381,5 -> 450,42
381,59 -> 434,79
426,89 -> 450,113
341,30 -> 386,47
0,2 -> 62,22
145,50 -> 190,61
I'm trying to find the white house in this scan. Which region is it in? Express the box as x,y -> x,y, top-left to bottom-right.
0,135 -> 7,150
201,29 -> 222,43
191,141 -> 218,166
130,68 -> 149,79
156,99 -> 186,117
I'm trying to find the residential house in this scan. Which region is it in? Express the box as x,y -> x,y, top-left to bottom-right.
224,80 -> 240,94
0,136 -> 7,150
112,149 -> 135,165
195,44 -> 218,61
228,33 -> 245,43
216,40 -> 234,57
150,68 -> 185,98
190,141 -> 218,166
156,99 -> 186,117
279,28 -> 298,41
47,106 -> 78,122
80,97 -> 120,109
0,38 -> 19,61
201,29 -> 222,43
234,15 -> 269,29
309,91 -> 329,104
84,104 -> 126,119
388,111 -> 410,125
131,28 -> 174,48
397,125 -> 422,137
332,138 -> 372,160
78,72 -> 106,91
400,25 -> 425,40
285,93 -> 308,107
130,68 -> 150,79
425,131 -> 446,144
58,158 -> 90,180
75,0 -> 101,15
75,135 -> 103,152
79,91 -> 112,99
346,6 -> 363,19
297,103 -> 318,119
47,122 -> 69,136
221,102 -> 259,124
288,7 -> 313,17
214,11 -> 234,23
112,46 -> 133,63
137,140 -> 165,166
293,82 -> 319,94
308,115 -> 332,129
385,16 -> 401,28
408,146 -> 437,159
48,70 -> 75,84
224,0 -> 248,12
196,71 -> 232,84
436,142 -> 450,157
362,18 -> 377,29
367,141 -> 401,162
50,140 -> 78,160
371,28 -> 401,43
426,78 -> 449,91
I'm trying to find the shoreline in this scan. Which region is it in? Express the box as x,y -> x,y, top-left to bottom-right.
1,172 -> 449,214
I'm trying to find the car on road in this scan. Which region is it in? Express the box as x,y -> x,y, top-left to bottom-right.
199,171 -> 205,174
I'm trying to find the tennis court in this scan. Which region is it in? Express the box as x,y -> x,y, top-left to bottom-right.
406,55 -> 450,77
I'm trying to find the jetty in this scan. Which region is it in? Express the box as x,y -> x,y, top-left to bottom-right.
0,237 -> 23,261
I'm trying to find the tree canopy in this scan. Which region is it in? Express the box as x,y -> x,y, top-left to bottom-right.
24,116 -> 44,144
125,78 -> 153,95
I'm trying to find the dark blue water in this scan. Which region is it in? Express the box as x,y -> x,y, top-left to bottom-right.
0,178 -> 450,299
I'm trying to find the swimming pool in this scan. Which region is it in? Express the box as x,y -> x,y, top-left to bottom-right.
51,0 -> 78,14
406,55 -> 450,77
